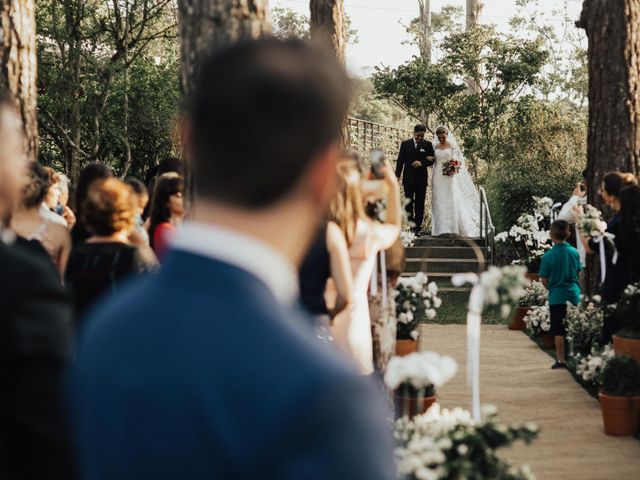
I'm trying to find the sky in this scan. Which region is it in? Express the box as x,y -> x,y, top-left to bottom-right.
271,0 -> 584,76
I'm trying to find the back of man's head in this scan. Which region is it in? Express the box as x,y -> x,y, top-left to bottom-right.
187,38 -> 351,209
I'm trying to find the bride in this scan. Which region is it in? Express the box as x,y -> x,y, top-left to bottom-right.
430,126 -> 480,237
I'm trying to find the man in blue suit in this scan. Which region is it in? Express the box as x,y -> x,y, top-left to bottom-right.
70,39 -> 396,479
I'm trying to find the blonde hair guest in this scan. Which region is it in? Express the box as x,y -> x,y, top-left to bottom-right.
330,160 -> 401,375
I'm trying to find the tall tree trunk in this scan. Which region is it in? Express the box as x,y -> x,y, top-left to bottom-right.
465,0 -> 483,95
417,0 -> 431,63
309,0 -> 348,147
177,0 -> 271,97
465,0 -> 483,31
0,0 -> 38,161
577,0 -> 640,293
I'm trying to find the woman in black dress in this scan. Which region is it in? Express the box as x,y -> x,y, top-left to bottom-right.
584,172 -> 639,342
65,178 -> 156,323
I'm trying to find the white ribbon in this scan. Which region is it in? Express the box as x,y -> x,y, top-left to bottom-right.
380,251 -> 388,311
452,273 -> 483,422
370,257 -> 378,297
592,233 -> 619,284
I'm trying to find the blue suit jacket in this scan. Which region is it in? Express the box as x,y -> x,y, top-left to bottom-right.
71,250 -> 395,479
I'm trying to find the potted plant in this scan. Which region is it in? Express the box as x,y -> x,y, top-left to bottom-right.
394,403 -> 539,480
523,303 -> 554,349
495,198 -> 554,279
394,273 -> 442,356
565,296 -> 603,357
612,282 -> 640,362
384,351 -> 457,419
511,281 -> 547,330
598,355 -> 640,436
576,344 -> 614,389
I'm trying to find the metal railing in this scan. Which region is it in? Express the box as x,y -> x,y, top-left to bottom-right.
479,187 -> 496,265
347,117 -> 410,160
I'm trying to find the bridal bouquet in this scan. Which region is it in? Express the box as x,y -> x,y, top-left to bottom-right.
577,204 -> 608,239
442,159 -> 461,177
394,404 -> 538,480
394,273 -> 442,340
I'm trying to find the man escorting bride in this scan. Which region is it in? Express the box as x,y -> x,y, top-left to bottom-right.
398,125 -> 480,238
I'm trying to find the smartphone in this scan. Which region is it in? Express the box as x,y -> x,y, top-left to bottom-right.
370,150 -> 385,179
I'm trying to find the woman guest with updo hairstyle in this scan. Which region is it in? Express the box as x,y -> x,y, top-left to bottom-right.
65,178 -> 156,321
10,161 -> 72,276
147,174 -> 185,261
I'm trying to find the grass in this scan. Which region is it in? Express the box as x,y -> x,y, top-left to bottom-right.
426,291 -> 505,326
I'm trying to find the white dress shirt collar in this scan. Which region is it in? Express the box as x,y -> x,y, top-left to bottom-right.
170,221 -> 299,306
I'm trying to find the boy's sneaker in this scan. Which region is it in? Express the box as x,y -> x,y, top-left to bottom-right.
551,362 -> 567,370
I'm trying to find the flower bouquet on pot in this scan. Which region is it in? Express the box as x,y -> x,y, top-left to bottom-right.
598,355 -> 640,436
384,351 -> 457,419
394,403 -> 539,480
511,281 -> 547,331
565,296 -> 604,358
575,344 -> 614,390
523,303 -> 554,349
495,208 -> 552,276
394,272 -> 442,356
612,282 -> 640,362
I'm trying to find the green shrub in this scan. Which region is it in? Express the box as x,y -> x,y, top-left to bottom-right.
614,282 -> 640,338
601,355 -> 640,396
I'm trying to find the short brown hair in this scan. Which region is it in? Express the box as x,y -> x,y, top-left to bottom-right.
82,178 -> 136,236
550,220 -> 571,241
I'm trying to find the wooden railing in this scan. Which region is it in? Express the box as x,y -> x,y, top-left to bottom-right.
347,117 -> 410,160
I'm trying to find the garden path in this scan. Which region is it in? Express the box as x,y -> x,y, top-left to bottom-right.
419,324 -> 640,480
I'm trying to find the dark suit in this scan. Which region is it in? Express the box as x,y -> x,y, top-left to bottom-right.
70,249 -> 396,479
395,138 -> 435,231
0,240 -> 76,480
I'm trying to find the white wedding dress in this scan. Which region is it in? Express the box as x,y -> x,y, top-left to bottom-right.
430,134 -> 480,237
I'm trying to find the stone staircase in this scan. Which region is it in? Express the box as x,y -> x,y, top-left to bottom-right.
404,236 -> 489,292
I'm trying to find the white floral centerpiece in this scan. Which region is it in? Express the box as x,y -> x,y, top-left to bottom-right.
523,304 -> 551,336
565,296 -> 603,356
576,204 -> 608,239
495,209 -> 551,273
385,351 -> 458,398
401,229 -> 417,248
575,344 -> 614,388
533,196 -> 555,219
518,281 -> 547,308
394,273 -> 442,341
395,404 -> 539,480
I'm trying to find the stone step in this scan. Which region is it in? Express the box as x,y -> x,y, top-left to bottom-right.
405,258 -> 485,274
406,245 -> 483,260
413,236 -> 485,248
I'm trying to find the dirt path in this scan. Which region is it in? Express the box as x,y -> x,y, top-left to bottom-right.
419,324 -> 640,480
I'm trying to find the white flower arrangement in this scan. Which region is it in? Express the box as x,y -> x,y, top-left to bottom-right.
495,204 -> 552,271
395,273 -> 442,340
523,303 -> 551,336
518,281 -> 547,307
533,196 -> 554,219
401,229 -> 417,248
394,404 -> 539,480
576,204 -> 608,239
384,351 -> 458,392
575,344 -> 614,387
565,297 -> 603,356
453,265 -> 530,320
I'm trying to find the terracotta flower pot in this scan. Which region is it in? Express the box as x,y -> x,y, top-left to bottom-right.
612,335 -> 640,363
396,338 -> 419,356
599,391 -> 640,436
525,273 -> 540,282
394,393 -> 437,419
510,306 -> 529,331
541,332 -> 555,350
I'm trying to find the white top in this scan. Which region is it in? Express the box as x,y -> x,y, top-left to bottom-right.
170,221 -> 299,306
39,203 -> 67,227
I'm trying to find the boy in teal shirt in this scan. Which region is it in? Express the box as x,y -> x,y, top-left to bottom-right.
539,220 -> 582,369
